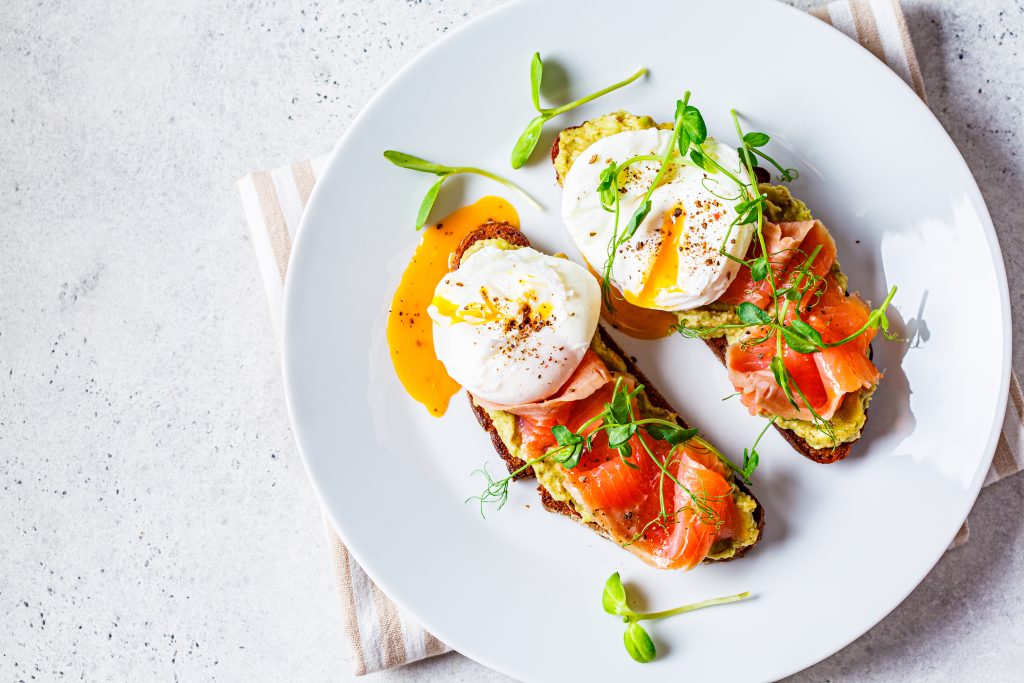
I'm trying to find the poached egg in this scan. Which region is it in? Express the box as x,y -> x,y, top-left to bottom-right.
562,128 -> 754,311
428,245 -> 600,405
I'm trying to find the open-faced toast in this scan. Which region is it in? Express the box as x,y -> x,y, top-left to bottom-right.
702,337 -> 855,464
551,113 -> 879,464
453,224 -> 765,567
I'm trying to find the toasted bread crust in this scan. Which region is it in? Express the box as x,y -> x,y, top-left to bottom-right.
538,486 -> 609,539
703,337 -> 858,464
550,132 -> 562,169
450,221 -> 528,271
467,392 -> 532,480
550,128 -> 570,185
456,225 -> 763,564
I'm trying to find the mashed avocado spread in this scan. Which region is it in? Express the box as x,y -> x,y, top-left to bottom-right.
470,256 -> 760,561
552,112 -> 869,448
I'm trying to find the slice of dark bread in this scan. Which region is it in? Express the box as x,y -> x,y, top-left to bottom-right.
455,226 -> 764,563
551,121 -> 867,465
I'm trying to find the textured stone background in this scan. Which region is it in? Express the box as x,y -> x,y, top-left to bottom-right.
1,1 -> 1020,681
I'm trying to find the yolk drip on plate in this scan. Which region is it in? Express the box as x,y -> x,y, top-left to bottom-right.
386,196 -> 520,416
585,263 -> 678,340
599,294 -> 679,340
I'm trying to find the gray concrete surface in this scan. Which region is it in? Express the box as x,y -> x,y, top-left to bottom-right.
1,0 -> 1021,681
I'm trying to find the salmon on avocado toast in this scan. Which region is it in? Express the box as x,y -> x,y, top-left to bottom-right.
552,107 -> 898,464
437,223 -> 763,570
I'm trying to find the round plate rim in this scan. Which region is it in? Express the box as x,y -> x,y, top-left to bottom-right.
282,0 -> 1012,679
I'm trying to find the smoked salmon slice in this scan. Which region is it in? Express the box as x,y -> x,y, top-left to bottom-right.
516,380 -> 740,570
718,220 -> 836,310
473,350 -> 611,422
477,350 -> 612,459
807,278 -> 881,412
725,274 -> 881,421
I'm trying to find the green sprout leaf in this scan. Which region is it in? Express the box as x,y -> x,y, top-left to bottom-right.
597,161 -> 619,211
743,131 -> 770,147
736,302 -> 771,325
782,320 -> 824,354
737,146 -> 759,171
789,320 -> 824,347
552,424 -> 577,446
738,416 -> 774,484
741,448 -> 759,483
529,52 -> 543,111
781,329 -> 817,354
384,150 -> 542,228
608,382 -> 632,424
601,572 -> 630,616
681,105 -> 707,144
644,423 -> 697,445
623,200 -> 652,239
736,207 -> 759,225
603,572 -> 753,665
510,58 -> 646,168
674,98 -> 687,122
552,425 -> 585,468
555,443 -> 584,469
733,194 -> 765,226
750,256 -> 769,282
689,148 -> 706,169
415,177 -> 446,230
676,126 -> 692,157
769,355 -> 788,387
770,355 -> 799,410
617,441 -> 635,463
510,115 -> 546,169
383,151 -> 453,175
607,423 -> 637,448
623,623 -> 657,663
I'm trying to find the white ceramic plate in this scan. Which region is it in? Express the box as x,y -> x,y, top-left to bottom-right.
283,1 -> 1011,680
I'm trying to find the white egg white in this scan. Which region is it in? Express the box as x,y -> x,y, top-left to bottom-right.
428,245 -> 600,405
561,128 -> 754,311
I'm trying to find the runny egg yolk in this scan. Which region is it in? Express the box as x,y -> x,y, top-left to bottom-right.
625,204 -> 685,310
430,287 -> 553,327
430,289 -> 504,325
584,264 -> 678,340
386,196 -> 519,417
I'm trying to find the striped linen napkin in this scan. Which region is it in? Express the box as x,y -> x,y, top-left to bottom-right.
238,0 -> 1024,674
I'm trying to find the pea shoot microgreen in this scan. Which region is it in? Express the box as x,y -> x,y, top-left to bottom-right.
737,129 -> 799,182
383,150 -> 541,229
510,53 -> 647,168
602,572 -> 751,663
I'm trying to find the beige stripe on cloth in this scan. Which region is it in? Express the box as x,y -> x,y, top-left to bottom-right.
236,0 -> 1023,674
327,527 -> 368,675
250,171 -> 292,283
